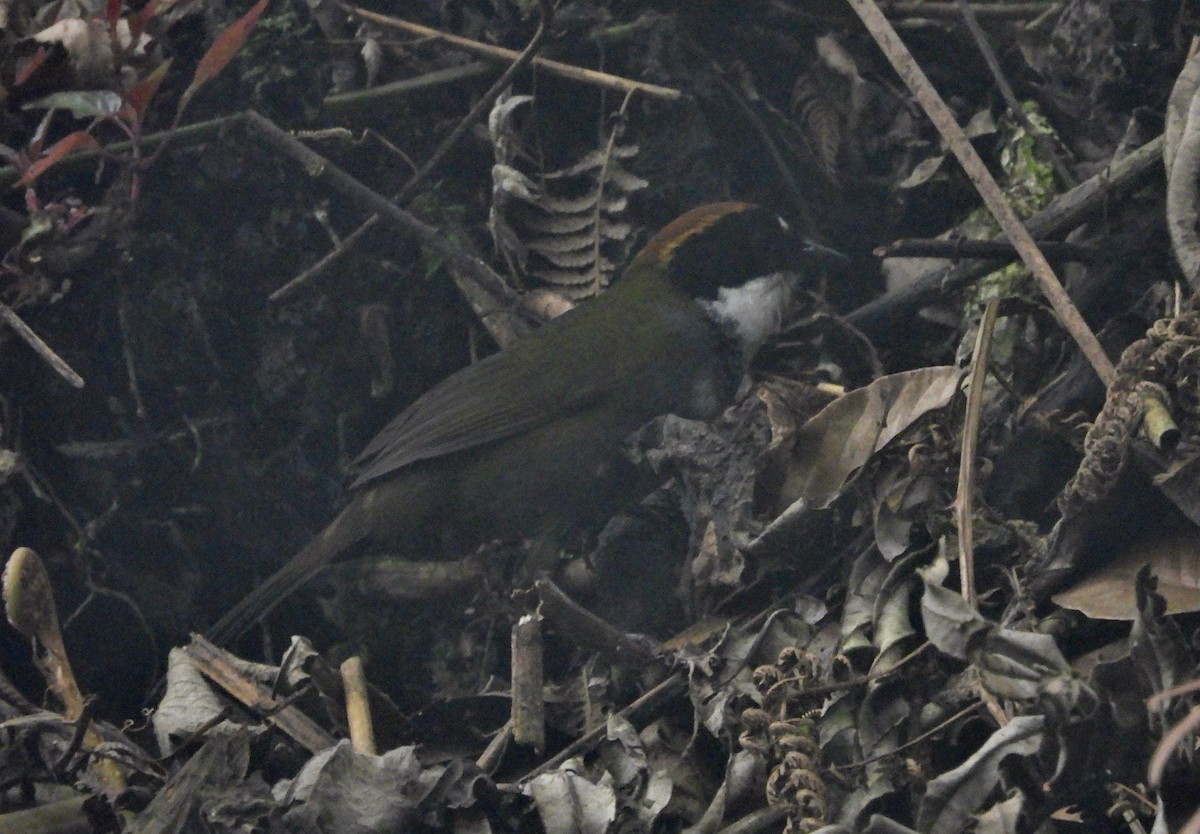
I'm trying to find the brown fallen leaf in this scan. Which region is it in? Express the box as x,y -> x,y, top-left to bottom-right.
1052,529 -> 1200,620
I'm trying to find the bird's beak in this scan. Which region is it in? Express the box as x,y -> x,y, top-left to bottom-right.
799,240 -> 850,272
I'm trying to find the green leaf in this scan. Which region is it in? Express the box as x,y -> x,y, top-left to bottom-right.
23,90 -> 123,119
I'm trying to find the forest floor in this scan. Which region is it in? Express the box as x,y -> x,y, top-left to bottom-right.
0,1 -> 1198,832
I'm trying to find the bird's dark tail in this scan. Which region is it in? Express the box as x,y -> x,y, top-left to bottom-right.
206,502 -> 366,645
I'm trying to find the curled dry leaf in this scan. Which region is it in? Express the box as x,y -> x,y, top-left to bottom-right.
917,716 -> 1045,834
778,365 -> 964,510
525,758 -> 618,834
1052,529 -> 1200,619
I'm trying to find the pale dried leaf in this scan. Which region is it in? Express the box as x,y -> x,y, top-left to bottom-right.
526,762 -> 617,834
899,154 -> 946,189
604,166 -> 649,194
361,37 -> 382,86
917,717 -> 1044,834
964,108 -> 998,139
779,366 -> 964,510
33,17 -> 113,86
528,268 -> 605,288
1052,530 -> 1200,619
154,647 -> 240,755
527,232 -> 595,254
535,247 -> 604,269
492,163 -> 541,203
523,212 -> 596,235
975,794 -> 1025,834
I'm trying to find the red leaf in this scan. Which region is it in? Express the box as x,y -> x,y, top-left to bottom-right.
123,59 -> 171,122
14,47 -> 50,88
184,0 -> 269,99
16,132 -> 98,186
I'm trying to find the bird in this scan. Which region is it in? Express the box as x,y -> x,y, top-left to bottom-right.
207,202 -> 841,644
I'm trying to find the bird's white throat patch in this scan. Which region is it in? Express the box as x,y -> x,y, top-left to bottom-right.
700,273 -> 793,357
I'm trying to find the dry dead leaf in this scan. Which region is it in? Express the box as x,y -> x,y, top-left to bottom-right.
1052,529 -> 1200,619
778,365 -> 964,510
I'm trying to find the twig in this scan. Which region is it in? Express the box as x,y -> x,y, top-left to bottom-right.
269,220 -> 374,302
710,70 -> 817,229
116,285 -> 146,418
340,656 -> 376,755
476,718 -> 513,774
0,303 -> 84,388
51,696 -> 97,777
0,63 -> 497,188
185,633 -> 336,753
845,0 -> 1116,386
152,705 -> 235,766
534,578 -> 663,668
240,111 -> 516,309
342,4 -> 681,101
849,135 -> 1164,340
884,2 -> 1060,19
875,237 -> 1093,260
1146,675 -> 1200,710
510,613 -> 545,751
956,298 -> 999,609
274,0 -> 554,299
396,0 -> 553,203
513,672 -> 687,784
712,808 -> 790,834
955,0 -> 1076,187
323,62 -> 495,116
831,700 -> 986,770
761,641 -> 933,702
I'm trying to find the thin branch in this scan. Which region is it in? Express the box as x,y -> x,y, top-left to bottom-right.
0,303 -> 84,388
875,237 -> 1093,260
269,219 -> 374,302
342,3 -> 682,101
396,0 -> 554,204
241,111 -> 516,308
534,578 -> 662,668
846,0 -> 1116,386
274,1 -> 555,298
512,673 -> 687,784
712,808 -> 790,834
956,298 -> 999,609
885,2 -> 1060,19
831,700 -> 987,770
850,135 -> 1164,340
0,63 -> 497,188
955,0 -> 1076,187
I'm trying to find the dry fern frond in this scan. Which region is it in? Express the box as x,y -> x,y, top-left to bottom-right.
488,92 -> 647,298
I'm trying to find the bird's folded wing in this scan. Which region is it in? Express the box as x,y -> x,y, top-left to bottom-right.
348,335 -> 606,489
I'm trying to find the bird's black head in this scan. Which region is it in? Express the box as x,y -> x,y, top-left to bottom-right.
624,202 -> 843,355
629,202 -> 828,300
